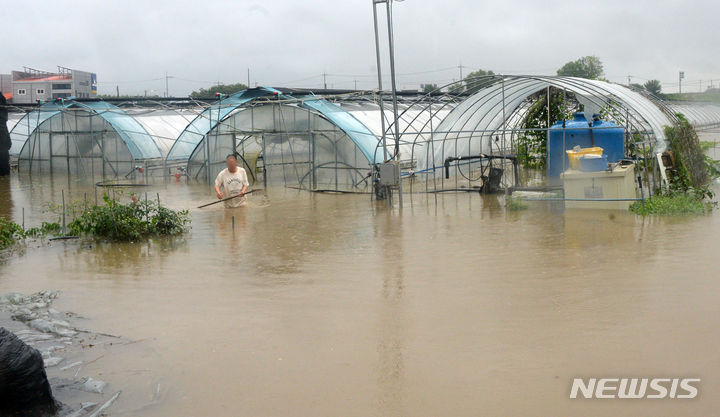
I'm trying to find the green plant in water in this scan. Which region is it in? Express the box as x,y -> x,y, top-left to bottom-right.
68,194 -> 190,241
24,222 -> 62,237
0,217 -> 25,250
630,115 -> 718,216
629,189 -> 716,216
665,113 -> 709,188
0,218 -> 63,250
506,196 -> 529,211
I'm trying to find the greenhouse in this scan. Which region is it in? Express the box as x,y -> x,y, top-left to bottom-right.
15,101 -> 171,179
404,75 -> 720,192
9,103 -> 66,157
6,79 -> 720,193
168,87 -> 459,192
180,98 -> 384,192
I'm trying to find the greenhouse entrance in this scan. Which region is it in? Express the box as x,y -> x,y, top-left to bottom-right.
259,131 -> 370,192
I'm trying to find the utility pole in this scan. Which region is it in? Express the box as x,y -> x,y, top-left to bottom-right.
116,85 -> 119,97
165,72 -> 169,97
371,0 -> 403,208
323,72 -> 327,90
458,63 -> 466,81
384,0 -> 401,161
247,68 -> 250,87
372,3 -> 388,163
679,71 -> 684,94
354,79 -> 358,90
627,75 -> 631,85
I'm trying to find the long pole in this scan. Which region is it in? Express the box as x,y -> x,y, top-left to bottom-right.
546,86 -> 551,133
372,1 -> 388,162
385,0 -> 401,160
165,72 -> 169,97
385,0 -> 403,208
197,189 -> 260,208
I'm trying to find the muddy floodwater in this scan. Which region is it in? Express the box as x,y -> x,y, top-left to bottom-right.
1,172 -> 720,417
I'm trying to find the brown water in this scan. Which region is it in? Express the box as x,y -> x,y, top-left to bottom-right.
1,172 -> 720,416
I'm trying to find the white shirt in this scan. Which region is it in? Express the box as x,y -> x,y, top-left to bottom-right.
215,167 -> 250,208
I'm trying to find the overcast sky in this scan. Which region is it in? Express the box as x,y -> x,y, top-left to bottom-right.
3,0 -> 718,95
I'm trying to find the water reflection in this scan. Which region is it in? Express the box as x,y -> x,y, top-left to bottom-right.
374,209 -> 405,416
0,176 -> 12,220
60,238 -> 187,278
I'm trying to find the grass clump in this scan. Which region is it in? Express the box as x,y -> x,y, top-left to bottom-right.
68,194 -> 189,241
630,188 -> 716,216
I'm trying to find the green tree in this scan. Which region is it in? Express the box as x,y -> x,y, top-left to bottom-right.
446,69 -> 495,95
464,69 -> 495,94
629,83 -> 645,90
190,83 -> 248,98
643,79 -> 662,96
556,56 -> 604,79
422,83 -> 438,93
448,83 -> 464,94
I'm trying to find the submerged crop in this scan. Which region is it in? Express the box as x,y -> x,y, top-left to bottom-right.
68,194 -> 190,241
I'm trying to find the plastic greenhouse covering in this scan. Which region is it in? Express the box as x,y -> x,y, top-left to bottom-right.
166,88 -> 282,161
17,101 -> 164,178
187,101 -> 377,192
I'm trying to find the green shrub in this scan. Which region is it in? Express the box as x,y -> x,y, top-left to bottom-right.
68,194 -> 189,241
0,218 -> 62,250
631,114 -> 719,216
24,222 -> 62,237
630,188 -> 716,216
0,218 -> 25,250
665,113 -> 709,188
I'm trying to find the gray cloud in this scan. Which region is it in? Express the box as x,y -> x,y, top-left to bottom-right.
2,0 -> 718,95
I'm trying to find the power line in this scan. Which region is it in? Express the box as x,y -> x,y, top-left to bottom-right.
96,77 -> 164,85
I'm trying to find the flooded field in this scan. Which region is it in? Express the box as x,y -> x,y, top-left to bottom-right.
1,172 -> 720,416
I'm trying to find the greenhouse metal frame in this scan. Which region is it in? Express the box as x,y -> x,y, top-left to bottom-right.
5,78 -> 720,196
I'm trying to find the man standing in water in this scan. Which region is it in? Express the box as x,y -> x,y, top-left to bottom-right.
214,154 -> 250,208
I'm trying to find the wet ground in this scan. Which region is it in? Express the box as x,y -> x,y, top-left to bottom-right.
1,159 -> 720,416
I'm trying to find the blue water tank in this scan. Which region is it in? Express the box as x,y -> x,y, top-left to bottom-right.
546,112 -> 625,177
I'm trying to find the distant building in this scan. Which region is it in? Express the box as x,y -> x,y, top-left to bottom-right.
9,66 -> 97,104
0,74 -> 11,100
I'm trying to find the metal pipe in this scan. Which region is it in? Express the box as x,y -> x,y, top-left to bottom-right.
384,0 -> 403,208
61,189 -> 66,236
517,197 -> 643,202
444,154 -> 517,179
385,0 -> 401,160
371,2 -> 388,162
